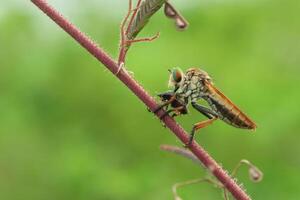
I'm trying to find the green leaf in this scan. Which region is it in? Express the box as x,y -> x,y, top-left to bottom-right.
127,0 -> 167,40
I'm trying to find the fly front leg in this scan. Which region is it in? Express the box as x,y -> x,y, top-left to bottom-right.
159,106 -> 185,119
153,93 -> 176,114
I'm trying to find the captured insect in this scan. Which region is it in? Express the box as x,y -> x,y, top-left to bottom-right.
155,67 -> 257,146
157,90 -> 188,118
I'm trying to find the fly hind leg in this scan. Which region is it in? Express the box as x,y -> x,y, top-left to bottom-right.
187,118 -> 217,147
186,102 -> 218,147
191,102 -> 218,119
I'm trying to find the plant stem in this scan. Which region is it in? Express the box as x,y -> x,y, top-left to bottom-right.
118,0 -> 132,65
126,0 -> 143,36
31,1 -> 251,199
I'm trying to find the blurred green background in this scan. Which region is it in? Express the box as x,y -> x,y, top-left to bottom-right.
0,0 -> 299,199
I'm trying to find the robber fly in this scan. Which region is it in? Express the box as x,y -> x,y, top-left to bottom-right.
155,67 -> 256,146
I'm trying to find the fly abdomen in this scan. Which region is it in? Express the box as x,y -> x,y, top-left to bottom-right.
205,88 -> 256,130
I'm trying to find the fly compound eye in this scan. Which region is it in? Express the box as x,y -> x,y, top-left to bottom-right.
172,68 -> 182,83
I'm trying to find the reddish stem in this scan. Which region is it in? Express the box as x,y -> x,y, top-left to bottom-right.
118,0 -> 132,65
126,0 -> 143,36
118,47 -> 127,66
31,0 -> 251,199
126,32 -> 160,45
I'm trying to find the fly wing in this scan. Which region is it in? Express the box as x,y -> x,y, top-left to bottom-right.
204,80 -> 257,130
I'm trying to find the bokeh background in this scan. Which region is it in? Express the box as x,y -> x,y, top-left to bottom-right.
1,0 -> 299,199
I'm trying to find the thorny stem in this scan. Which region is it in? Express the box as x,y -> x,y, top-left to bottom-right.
31,0 -> 251,199
161,145 -> 262,200
162,144 -> 230,199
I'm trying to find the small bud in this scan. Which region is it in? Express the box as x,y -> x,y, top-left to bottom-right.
175,17 -> 188,31
164,2 -> 189,31
164,2 -> 176,18
232,159 -> 263,183
248,165 -> 263,183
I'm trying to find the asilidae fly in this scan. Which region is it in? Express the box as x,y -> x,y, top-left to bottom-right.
155,67 -> 256,146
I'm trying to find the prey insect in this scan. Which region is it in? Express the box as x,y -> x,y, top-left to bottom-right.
157,91 -> 188,119
155,67 -> 257,146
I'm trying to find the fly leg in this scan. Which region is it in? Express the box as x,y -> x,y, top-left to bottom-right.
187,118 -> 217,147
171,108 -> 185,118
186,102 -> 218,147
153,94 -> 176,114
159,106 -> 185,119
191,102 -> 218,119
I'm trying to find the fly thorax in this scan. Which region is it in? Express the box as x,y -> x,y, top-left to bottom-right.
176,75 -> 202,103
